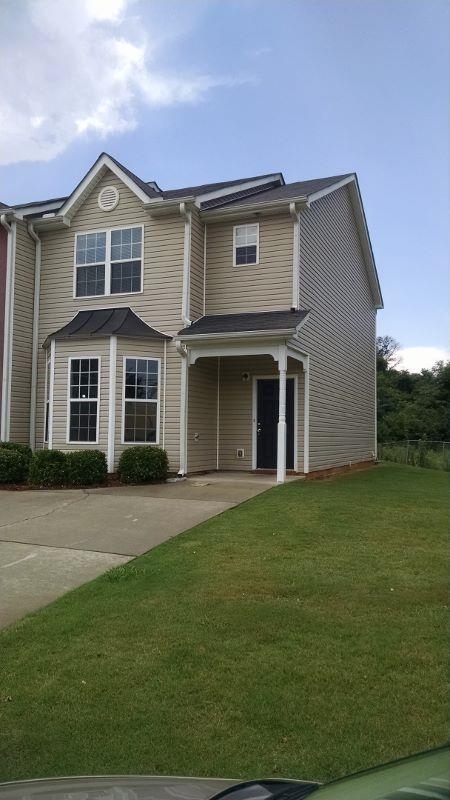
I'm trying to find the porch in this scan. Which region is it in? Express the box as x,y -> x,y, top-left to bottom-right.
177,309 -> 311,484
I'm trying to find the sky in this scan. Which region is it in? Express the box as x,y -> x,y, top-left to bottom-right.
0,0 -> 448,372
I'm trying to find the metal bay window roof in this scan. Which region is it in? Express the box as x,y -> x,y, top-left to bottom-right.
43,307 -> 170,348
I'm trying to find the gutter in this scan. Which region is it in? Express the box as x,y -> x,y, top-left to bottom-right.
200,195 -> 309,220
179,202 -> 192,327
177,324 -> 308,344
28,223 -> 41,450
0,213 -> 16,441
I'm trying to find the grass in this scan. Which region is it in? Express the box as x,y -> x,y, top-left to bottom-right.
0,464 -> 447,784
379,441 -> 450,471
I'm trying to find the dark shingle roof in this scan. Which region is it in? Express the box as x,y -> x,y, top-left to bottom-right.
43,308 -> 170,348
162,173 -> 282,199
178,309 -> 309,337
203,174 -> 353,210
105,153 -> 160,200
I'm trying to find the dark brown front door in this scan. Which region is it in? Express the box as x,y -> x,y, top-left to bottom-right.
256,379 -> 294,469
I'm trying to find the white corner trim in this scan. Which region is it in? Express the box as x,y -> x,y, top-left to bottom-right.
58,154 -> 152,220
48,339 -> 56,449
107,336 -> 117,472
162,340 -> 167,449
28,223 -> 41,450
180,203 -> 192,325
203,223 -> 207,316
289,203 -> 300,308
0,217 -> 16,441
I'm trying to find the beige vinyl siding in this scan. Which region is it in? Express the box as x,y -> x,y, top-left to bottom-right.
217,355 -> 304,471
187,357 -> 218,473
52,339 -> 109,451
189,209 -> 204,320
205,214 -> 294,314
36,170 -> 184,470
10,221 -> 34,443
298,185 -> 377,471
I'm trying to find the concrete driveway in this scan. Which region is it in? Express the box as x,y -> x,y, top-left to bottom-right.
0,473 -> 274,628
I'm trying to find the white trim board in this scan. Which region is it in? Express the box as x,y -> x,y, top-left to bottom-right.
58,154 -> 153,221
120,355 -> 161,446
66,355 -> 101,445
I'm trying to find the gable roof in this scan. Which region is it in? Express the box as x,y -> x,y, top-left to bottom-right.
201,174 -> 353,211
178,309 -> 309,338
43,307 -> 170,348
57,153 -> 161,221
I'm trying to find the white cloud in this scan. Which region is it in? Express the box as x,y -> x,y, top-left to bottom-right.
398,346 -> 450,373
0,0 -> 237,165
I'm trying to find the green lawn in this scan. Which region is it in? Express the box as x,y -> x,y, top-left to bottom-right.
0,464 -> 447,784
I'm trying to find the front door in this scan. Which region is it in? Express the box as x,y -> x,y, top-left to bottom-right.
256,378 -> 294,469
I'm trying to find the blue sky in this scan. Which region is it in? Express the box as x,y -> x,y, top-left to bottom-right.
0,0 -> 448,370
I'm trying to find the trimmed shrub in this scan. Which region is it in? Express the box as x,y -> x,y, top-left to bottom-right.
0,449 -> 29,484
66,450 -> 107,486
0,441 -> 32,464
118,446 -> 169,484
28,450 -> 68,487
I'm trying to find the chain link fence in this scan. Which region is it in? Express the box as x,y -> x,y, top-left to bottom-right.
378,440 -> 450,471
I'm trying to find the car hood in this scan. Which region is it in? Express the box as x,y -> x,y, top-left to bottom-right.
0,776 -> 242,800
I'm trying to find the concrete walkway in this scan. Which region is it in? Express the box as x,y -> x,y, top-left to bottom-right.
0,473 -> 274,628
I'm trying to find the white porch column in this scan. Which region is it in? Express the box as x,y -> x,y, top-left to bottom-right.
277,345 -> 287,484
176,340 -> 188,476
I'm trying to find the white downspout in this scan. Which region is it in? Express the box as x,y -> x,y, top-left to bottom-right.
28,223 -> 41,450
0,214 -> 16,441
289,202 -> 300,309
176,339 -> 188,476
180,202 -> 192,327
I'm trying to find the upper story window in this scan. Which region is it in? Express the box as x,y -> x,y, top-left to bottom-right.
233,223 -> 259,266
75,226 -> 143,298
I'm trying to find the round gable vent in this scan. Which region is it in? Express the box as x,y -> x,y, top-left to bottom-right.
98,185 -> 119,211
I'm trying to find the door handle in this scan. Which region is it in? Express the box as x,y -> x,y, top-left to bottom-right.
257,422 -> 262,436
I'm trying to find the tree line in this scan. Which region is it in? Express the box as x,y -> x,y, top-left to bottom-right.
376,336 -> 449,442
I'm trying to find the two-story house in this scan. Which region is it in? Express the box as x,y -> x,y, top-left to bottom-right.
0,153 -> 383,483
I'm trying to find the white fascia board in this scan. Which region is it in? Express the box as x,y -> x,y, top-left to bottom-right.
11,200 -> 64,218
32,215 -> 71,230
201,196 -> 308,221
143,196 -> 195,214
178,328 -> 298,343
195,174 -> 284,206
58,154 -> 152,220
306,174 -> 356,203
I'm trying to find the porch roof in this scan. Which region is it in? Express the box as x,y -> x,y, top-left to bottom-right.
43,307 -> 171,348
178,309 -> 309,338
